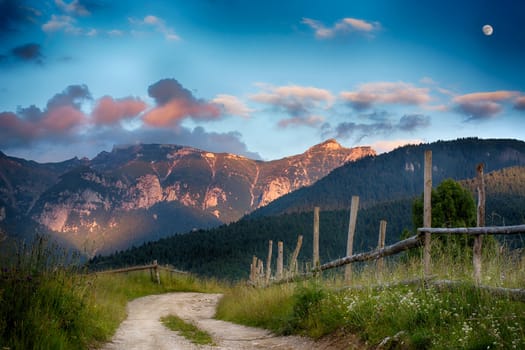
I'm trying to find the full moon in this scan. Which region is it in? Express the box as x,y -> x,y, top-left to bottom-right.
482,24 -> 493,36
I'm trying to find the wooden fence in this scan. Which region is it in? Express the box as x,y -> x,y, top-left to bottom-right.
249,150 -> 525,300
94,260 -> 187,284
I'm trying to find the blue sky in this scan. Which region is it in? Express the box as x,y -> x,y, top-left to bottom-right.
0,0 -> 524,162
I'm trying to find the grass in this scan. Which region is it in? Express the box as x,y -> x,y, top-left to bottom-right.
160,315 -> 215,345
0,235 -> 226,349
217,243 -> 525,349
2,234 -> 525,349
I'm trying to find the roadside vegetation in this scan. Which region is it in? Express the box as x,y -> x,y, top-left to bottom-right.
216,179 -> 525,349
216,249 -> 525,349
0,235 -> 224,349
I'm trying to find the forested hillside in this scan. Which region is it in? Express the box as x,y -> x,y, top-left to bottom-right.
90,165 -> 525,280
249,138 -> 525,217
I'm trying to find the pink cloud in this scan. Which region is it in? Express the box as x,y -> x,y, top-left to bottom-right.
453,90 -> 520,120
341,18 -> 375,32
251,84 -> 333,128
212,94 -> 253,118
340,82 -> 431,110
0,112 -> 37,144
143,99 -> 221,127
251,84 -> 333,110
92,96 -> 147,125
0,105 -> 86,149
41,105 -> 86,132
453,91 -> 519,103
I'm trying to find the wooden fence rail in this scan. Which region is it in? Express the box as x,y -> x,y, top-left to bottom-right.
254,150 -> 525,302
93,260 -> 187,285
314,234 -> 423,272
417,224 -> 525,236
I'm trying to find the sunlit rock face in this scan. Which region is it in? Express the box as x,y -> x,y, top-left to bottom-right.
0,141 -> 374,253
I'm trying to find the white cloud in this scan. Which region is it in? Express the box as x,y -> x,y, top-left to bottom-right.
302,17 -> 380,39
42,14 -> 78,33
55,0 -> 90,16
129,15 -> 180,41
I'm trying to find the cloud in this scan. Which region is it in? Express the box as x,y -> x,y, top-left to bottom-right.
129,15 -> 180,41
42,14 -> 81,34
92,96 -> 147,125
55,0 -> 90,16
302,17 -> 380,39
0,0 -> 40,36
47,84 -> 92,110
147,78 -> 193,105
143,79 -> 221,127
340,82 -> 431,110
251,84 -> 333,128
453,91 -> 520,120
11,43 -> 44,64
278,115 -> 325,128
0,43 -> 44,66
107,29 -> 123,37
0,85 -> 91,149
326,113 -> 431,142
0,112 -> 37,146
420,77 -> 436,85
41,105 -> 86,132
515,96 -> 525,110
91,125 -> 262,161
398,114 -> 431,131
0,81 -> 260,162
212,94 -> 253,118
183,126 -> 261,159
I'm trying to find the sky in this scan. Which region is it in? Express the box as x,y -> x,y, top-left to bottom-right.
0,0 -> 524,163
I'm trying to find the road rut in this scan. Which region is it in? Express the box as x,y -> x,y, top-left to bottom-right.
101,292 -> 325,350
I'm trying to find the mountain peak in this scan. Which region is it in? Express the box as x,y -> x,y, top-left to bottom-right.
308,139 -> 343,152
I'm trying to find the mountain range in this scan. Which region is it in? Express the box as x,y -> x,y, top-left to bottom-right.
0,140 -> 373,254
89,138 -> 525,279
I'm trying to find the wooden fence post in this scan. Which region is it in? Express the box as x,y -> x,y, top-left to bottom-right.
277,241 -> 284,280
250,255 -> 257,284
289,235 -> 303,276
257,258 -> 264,286
313,207 -> 320,269
423,150 -> 433,278
265,240 -> 273,285
377,220 -> 387,276
474,163 -> 485,285
345,196 -> 359,283
153,260 -> 160,284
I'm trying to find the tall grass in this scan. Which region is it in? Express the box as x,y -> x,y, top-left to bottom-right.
217,245 -> 525,349
0,235 -> 226,349
0,236 -> 104,349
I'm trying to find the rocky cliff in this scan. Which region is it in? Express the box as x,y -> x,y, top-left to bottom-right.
0,140 -> 374,254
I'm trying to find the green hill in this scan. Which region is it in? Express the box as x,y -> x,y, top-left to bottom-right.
89,141 -> 525,280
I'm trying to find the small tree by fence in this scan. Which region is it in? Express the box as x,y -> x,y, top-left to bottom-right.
249,150 -> 525,300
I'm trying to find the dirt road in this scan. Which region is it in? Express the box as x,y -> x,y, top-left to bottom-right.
101,292 -> 333,350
